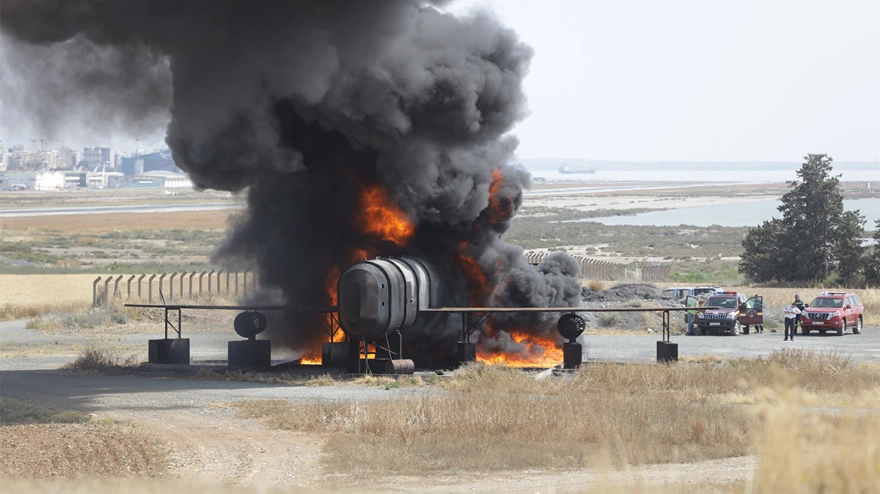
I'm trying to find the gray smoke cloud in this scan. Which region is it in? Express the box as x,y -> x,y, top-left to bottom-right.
2,0 -> 582,360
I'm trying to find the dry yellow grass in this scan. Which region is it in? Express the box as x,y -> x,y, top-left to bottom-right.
0,209 -> 233,233
0,274 -> 99,321
233,350 -> 880,477
0,274 -> 100,306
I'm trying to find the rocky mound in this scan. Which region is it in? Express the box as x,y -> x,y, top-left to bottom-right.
579,283 -> 685,332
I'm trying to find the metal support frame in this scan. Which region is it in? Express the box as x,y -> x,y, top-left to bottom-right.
662,310 -> 671,342
319,312 -> 342,341
460,312 -> 492,344
164,307 -> 182,339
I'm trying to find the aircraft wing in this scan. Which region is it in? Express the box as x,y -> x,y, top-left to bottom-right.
124,303 -> 337,312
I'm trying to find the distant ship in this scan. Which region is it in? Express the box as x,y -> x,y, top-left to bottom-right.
558,163 -> 596,174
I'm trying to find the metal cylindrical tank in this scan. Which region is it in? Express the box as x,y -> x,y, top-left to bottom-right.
337,256 -> 434,340
385,359 -> 416,374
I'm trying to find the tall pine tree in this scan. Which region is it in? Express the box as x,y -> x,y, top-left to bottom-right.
739,154 -> 865,283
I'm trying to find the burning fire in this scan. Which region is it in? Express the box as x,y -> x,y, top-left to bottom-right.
486,169 -> 515,223
457,241 -> 561,368
477,328 -> 564,368
358,183 -> 415,246
455,244 -> 492,306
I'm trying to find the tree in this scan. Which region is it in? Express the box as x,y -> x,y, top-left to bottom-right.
739,154 -> 865,283
864,219 -> 880,285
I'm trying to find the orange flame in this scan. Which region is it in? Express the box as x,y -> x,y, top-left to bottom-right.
477,330 -> 563,368
486,169 -> 514,223
455,240 -> 494,307
358,183 -> 415,246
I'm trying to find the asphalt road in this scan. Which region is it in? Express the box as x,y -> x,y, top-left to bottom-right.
584,328 -> 880,363
2,319 -> 879,415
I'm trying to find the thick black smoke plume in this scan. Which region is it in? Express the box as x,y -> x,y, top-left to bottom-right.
2,0 -> 582,359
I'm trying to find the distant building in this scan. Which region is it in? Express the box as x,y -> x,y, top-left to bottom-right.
58,146 -> 81,169
0,148 -> 7,171
120,149 -> 181,175
109,170 -> 193,188
0,171 -> 65,190
33,150 -> 62,170
82,146 -> 113,169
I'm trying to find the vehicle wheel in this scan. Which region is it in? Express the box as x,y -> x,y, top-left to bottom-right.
731,321 -> 741,336
838,320 -> 846,336
802,327 -> 810,335
694,326 -> 703,336
854,317 -> 862,335
744,325 -> 750,335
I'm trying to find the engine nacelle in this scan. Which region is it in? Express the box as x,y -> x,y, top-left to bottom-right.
337,256 -> 435,340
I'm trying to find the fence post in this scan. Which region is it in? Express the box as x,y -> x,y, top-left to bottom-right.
103,277 -> 112,306
93,277 -> 102,307
188,271 -> 196,297
114,275 -> 123,298
138,274 -> 147,299
234,272 -> 239,296
158,273 -> 167,302
243,271 -> 249,297
127,275 -> 136,299
207,269 -> 215,293
169,272 -> 178,302
225,270 -> 230,294
216,270 -> 224,293
148,274 -> 157,303
199,271 -> 207,296
179,271 -> 187,300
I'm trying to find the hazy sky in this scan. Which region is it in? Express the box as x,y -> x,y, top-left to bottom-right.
449,0 -> 880,162
2,0 -> 878,162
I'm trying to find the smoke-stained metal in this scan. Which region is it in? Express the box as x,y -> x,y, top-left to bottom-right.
337,256 -> 436,341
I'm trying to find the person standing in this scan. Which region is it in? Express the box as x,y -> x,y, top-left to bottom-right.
793,294 -> 806,334
784,302 -> 801,341
687,297 -> 699,335
753,294 -> 764,333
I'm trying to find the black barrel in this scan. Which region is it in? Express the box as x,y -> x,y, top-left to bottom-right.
385,359 -> 416,374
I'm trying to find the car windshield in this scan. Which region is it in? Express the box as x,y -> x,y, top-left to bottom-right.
706,297 -> 736,308
810,297 -> 843,308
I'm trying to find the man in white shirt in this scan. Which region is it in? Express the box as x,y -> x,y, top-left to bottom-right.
783,303 -> 801,341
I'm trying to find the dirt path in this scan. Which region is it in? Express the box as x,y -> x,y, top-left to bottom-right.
118,412 -> 328,488
1,405 -> 756,492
